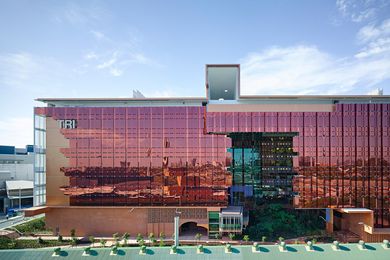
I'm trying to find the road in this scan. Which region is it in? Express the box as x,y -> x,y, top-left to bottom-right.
0,213 -> 45,230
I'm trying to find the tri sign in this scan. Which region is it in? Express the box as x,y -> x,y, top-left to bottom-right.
57,119 -> 77,129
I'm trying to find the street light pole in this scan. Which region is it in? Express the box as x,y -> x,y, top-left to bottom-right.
174,210 -> 181,247
19,187 -> 21,211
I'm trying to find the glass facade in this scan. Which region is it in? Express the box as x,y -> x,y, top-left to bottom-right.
33,113 -> 46,206
34,106 -> 231,207
35,103 -> 390,228
228,132 -> 297,207
206,104 -> 390,228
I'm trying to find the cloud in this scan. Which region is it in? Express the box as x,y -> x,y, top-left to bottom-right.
84,51 -> 98,60
97,54 -> 117,69
90,30 -> 106,40
240,44 -> 390,95
355,18 -> 390,58
82,31 -> 159,77
336,0 -> 374,22
109,68 -> 123,77
53,3 -> 106,26
0,117 -> 33,147
0,52 -> 64,92
335,0 -> 388,23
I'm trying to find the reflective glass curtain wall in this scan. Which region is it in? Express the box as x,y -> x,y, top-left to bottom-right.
206,104 -> 390,228
34,114 -> 46,206
35,106 -> 231,207
35,103 -> 390,227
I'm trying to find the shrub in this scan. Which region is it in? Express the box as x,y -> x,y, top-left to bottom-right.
38,237 -> 44,244
159,239 -> 164,247
57,235 -> 63,242
195,233 -> 202,243
14,217 -> 47,234
89,236 -> 95,246
71,237 -> 78,246
122,232 -> 130,245
136,233 -> 143,242
113,233 -> 119,242
70,229 -> 76,237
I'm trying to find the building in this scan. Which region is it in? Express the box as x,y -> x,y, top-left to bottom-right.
28,65 -> 390,241
0,145 -> 34,214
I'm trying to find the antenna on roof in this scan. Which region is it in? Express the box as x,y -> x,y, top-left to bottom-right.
132,90 -> 145,98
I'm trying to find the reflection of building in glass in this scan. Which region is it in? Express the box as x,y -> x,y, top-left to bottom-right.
27,64 -> 390,241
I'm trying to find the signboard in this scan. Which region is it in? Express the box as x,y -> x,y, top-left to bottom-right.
57,119 -> 77,129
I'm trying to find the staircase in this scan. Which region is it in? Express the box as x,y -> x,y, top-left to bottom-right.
333,230 -> 360,243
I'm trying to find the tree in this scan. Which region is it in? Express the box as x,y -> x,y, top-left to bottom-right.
38,237 -> 44,244
159,232 -> 165,240
136,233 -> 143,242
243,235 -> 250,243
57,235 -> 63,242
70,229 -> 76,237
89,236 -> 95,247
148,233 -> 155,246
54,247 -> 61,256
122,232 -> 130,246
113,233 -> 119,243
229,233 -> 235,241
84,247 -> 91,255
71,237 -> 78,247
195,233 -> 202,244
214,233 -> 221,240
159,239 -> 165,247
159,232 -> 165,247
138,239 -> 145,247
100,239 -> 106,248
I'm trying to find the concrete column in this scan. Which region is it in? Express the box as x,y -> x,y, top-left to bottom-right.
174,216 -> 179,246
326,208 -> 334,233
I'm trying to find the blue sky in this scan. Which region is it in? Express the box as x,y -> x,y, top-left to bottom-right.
1,0 -> 390,147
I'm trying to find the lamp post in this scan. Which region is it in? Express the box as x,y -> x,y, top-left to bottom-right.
19,187 -> 21,211
174,210 -> 181,247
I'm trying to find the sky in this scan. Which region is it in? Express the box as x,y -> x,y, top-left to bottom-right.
1,0 -> 390,147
